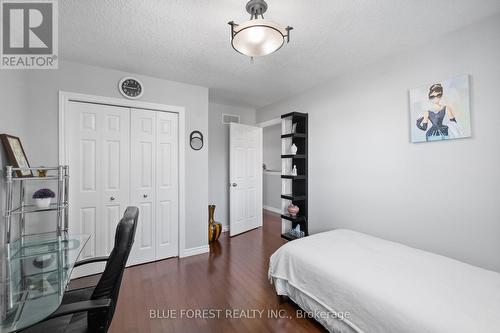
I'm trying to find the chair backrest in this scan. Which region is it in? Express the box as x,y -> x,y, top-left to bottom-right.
90,206 -> 138,329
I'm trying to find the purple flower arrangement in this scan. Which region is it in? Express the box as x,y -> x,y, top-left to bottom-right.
32,189 -> 55,208
32,188 -> 56,199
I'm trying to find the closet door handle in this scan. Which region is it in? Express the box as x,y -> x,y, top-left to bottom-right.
110,197 -> 116,201
143,194 -> 148,198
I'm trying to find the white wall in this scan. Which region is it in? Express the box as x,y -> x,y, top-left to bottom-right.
208,103 -> 256,229
0,60 -> 209,251
256,15 -> 500,272
263,124 -> 281,171
263,124 -> 282,211
263,173 -> 281,213
0,71 -> 29,244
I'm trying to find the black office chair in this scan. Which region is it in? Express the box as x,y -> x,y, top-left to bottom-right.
23,206 -> 139,333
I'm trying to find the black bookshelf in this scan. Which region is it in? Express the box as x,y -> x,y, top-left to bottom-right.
281,232 -> 301,241
280,214 -> 306,224
281,133 -> 306,139
280,112 -> 308,241
281,193 -> 306,201
281,154 -> 306,159
281,175 -> 306,179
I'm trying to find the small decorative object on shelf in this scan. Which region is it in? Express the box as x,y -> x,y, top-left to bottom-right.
32,254 -> 55,269
292,123 -> 297,133
290,224 -> 305,238
290,143 -> 298,155
32,188 -> 55,208
208,205 -> 222,242
291,165 -> 297,176
36,167 -> 47,177
287,203 -> 299,216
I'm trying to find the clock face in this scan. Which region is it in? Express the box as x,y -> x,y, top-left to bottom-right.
119,78 -> 143,99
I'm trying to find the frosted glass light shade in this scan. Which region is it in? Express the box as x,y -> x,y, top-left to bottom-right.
231,19 -> 287,57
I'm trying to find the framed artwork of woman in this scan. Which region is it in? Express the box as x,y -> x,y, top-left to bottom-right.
409,74 -> 471,143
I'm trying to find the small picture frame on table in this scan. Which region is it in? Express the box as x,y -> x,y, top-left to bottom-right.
0,134 -> 33,177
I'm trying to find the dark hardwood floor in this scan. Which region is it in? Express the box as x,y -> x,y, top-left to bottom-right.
71,210 -> 325,333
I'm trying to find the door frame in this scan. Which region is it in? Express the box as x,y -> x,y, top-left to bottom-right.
256,117 -> 282,214
58,91 -> 187,258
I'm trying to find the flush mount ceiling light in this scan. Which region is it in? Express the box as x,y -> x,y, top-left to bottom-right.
228,0 -> 293,58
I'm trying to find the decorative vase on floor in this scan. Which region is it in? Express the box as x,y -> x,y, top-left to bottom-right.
208,205 -> 222,242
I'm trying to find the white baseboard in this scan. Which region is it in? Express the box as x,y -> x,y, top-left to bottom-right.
180,245 -> 209,258
222,224 -> 230,233
263,206 -> 282,214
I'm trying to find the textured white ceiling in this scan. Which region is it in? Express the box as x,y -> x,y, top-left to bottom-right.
60,0 -> 500,108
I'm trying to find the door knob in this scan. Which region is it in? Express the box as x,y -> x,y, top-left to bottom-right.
231,183 -> 237,187
110,196 -> 116,201
143,194 -> 148,198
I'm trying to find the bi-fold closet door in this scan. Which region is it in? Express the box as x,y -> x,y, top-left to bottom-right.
129,109 -> 179,266
67,102 -> 131,277
66,102 -> 178,276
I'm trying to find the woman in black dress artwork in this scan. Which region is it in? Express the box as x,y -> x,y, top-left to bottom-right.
416,84 -> 458,141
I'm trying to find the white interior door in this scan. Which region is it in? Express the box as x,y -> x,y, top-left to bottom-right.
129,109 -> 156,265
229,123 -> 263,236
155,111 -> 179,259
66,101 -> 130,277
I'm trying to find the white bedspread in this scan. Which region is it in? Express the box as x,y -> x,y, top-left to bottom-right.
268,229 -> 500,333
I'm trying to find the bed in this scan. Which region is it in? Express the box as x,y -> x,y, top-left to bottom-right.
268,229 -> 500,333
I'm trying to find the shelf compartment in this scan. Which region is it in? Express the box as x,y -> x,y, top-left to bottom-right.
281,154 -> 306,159
281,194 -> 306,201
281,133 -> 306,139
11,176 -> 68,181
281,112 -> 308,119
281,214 -> 306,223
7,165 -> 69,181
281,232 -> 303,241
9,166 -> 62,172
12,232 -> 69,248
9,203 -> 68,215
281,175 -> 306,180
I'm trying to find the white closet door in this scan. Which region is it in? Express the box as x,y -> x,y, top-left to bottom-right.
129,109 -> 157,265
155,112 -> 179,259
66,102 -> 130,277
102,108 -> 131,255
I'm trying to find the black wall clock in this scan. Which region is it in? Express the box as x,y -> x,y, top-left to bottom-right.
119,77 -> 144,99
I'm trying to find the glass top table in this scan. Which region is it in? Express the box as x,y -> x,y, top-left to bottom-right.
0,233 -> 89,333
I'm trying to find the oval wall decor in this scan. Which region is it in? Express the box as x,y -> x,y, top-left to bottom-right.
190,131 -> 204,151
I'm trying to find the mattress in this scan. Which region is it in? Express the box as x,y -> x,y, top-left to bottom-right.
268,229 -> 500,333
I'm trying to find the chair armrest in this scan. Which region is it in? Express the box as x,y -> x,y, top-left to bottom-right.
74,256 -> 109,268
46,299 -> 112,320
